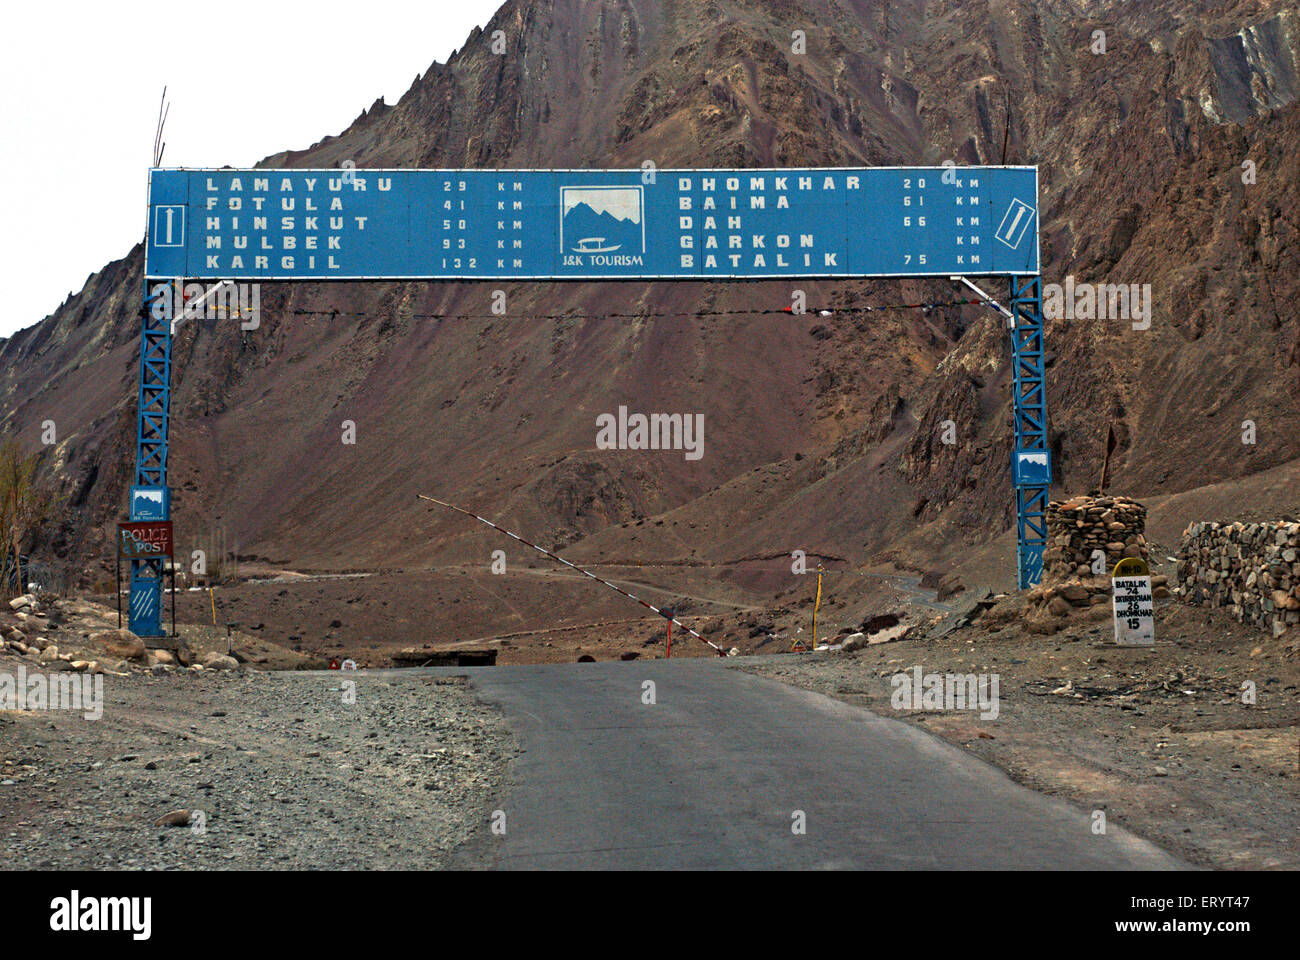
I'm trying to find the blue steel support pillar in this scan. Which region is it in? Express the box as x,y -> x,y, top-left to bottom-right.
1008,275 -> 1050,588
128,279 -> 173,636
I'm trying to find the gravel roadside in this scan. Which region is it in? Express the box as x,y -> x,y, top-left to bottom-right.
0,658 -> 516,869
738,602 -> 1299,871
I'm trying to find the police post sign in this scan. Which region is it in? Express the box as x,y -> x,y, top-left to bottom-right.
145,166 -> 1039,281
117,521 -> 174,561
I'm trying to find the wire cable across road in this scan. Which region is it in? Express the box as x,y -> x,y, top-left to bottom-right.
282,297 -> 997,323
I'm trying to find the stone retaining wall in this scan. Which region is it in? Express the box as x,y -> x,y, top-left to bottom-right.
1178,521 -> 1300,637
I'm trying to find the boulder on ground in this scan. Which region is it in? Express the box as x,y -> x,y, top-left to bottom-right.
8,595 -> 34,611
862,612 -> 902,634
148,649 -> 175,667
840,632 -> 869,652
1026,612 -> 1062,635
1048,596 -> 1073,617
38,644 -> 59,663
201,652 -> 239,670
1058,584 -> 1090,604
92,630 -> 148,662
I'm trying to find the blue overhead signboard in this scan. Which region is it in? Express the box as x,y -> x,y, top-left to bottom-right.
145,166 -> 1038,281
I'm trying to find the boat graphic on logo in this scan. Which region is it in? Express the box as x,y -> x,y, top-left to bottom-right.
561,186 -> 645,257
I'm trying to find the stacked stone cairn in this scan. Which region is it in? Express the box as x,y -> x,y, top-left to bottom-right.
1045,496 -> 1150,577
1025,495 -> 1168,629
1177,521 -> 1300,637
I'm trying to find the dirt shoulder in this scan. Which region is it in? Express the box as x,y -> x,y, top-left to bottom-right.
0,659 -> 517,869
739,599 -> 1299,870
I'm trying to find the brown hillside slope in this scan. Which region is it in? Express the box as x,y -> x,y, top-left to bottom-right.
1,0 -> 1297,593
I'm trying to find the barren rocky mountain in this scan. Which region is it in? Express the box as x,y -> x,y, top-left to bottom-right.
1,0 -> 1297,643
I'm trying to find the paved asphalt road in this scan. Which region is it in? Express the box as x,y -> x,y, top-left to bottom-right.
452,659 -> 1186,870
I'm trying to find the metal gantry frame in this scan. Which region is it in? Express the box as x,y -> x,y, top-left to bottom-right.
126,271 -> 1051,633
127,279 -> 173,636
1009,274 -> 1050,588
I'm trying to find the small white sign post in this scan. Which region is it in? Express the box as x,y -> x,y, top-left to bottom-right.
1112,558 -> 1155,646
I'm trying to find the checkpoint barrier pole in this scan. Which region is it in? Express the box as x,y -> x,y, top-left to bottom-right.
811,565 -> 824,649
417,494 -> 729,656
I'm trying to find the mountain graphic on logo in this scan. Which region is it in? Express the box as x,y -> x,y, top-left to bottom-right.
561,187 -> 644,255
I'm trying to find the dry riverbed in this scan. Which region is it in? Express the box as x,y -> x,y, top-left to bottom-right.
0,658 -> 516,869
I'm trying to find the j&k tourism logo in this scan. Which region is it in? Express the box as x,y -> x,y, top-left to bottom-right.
561,186 -> 646,268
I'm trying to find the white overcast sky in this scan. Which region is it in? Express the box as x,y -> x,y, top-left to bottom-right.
0,0 -> 506,339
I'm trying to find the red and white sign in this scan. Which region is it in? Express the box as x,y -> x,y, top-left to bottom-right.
117,521 -> 174,560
